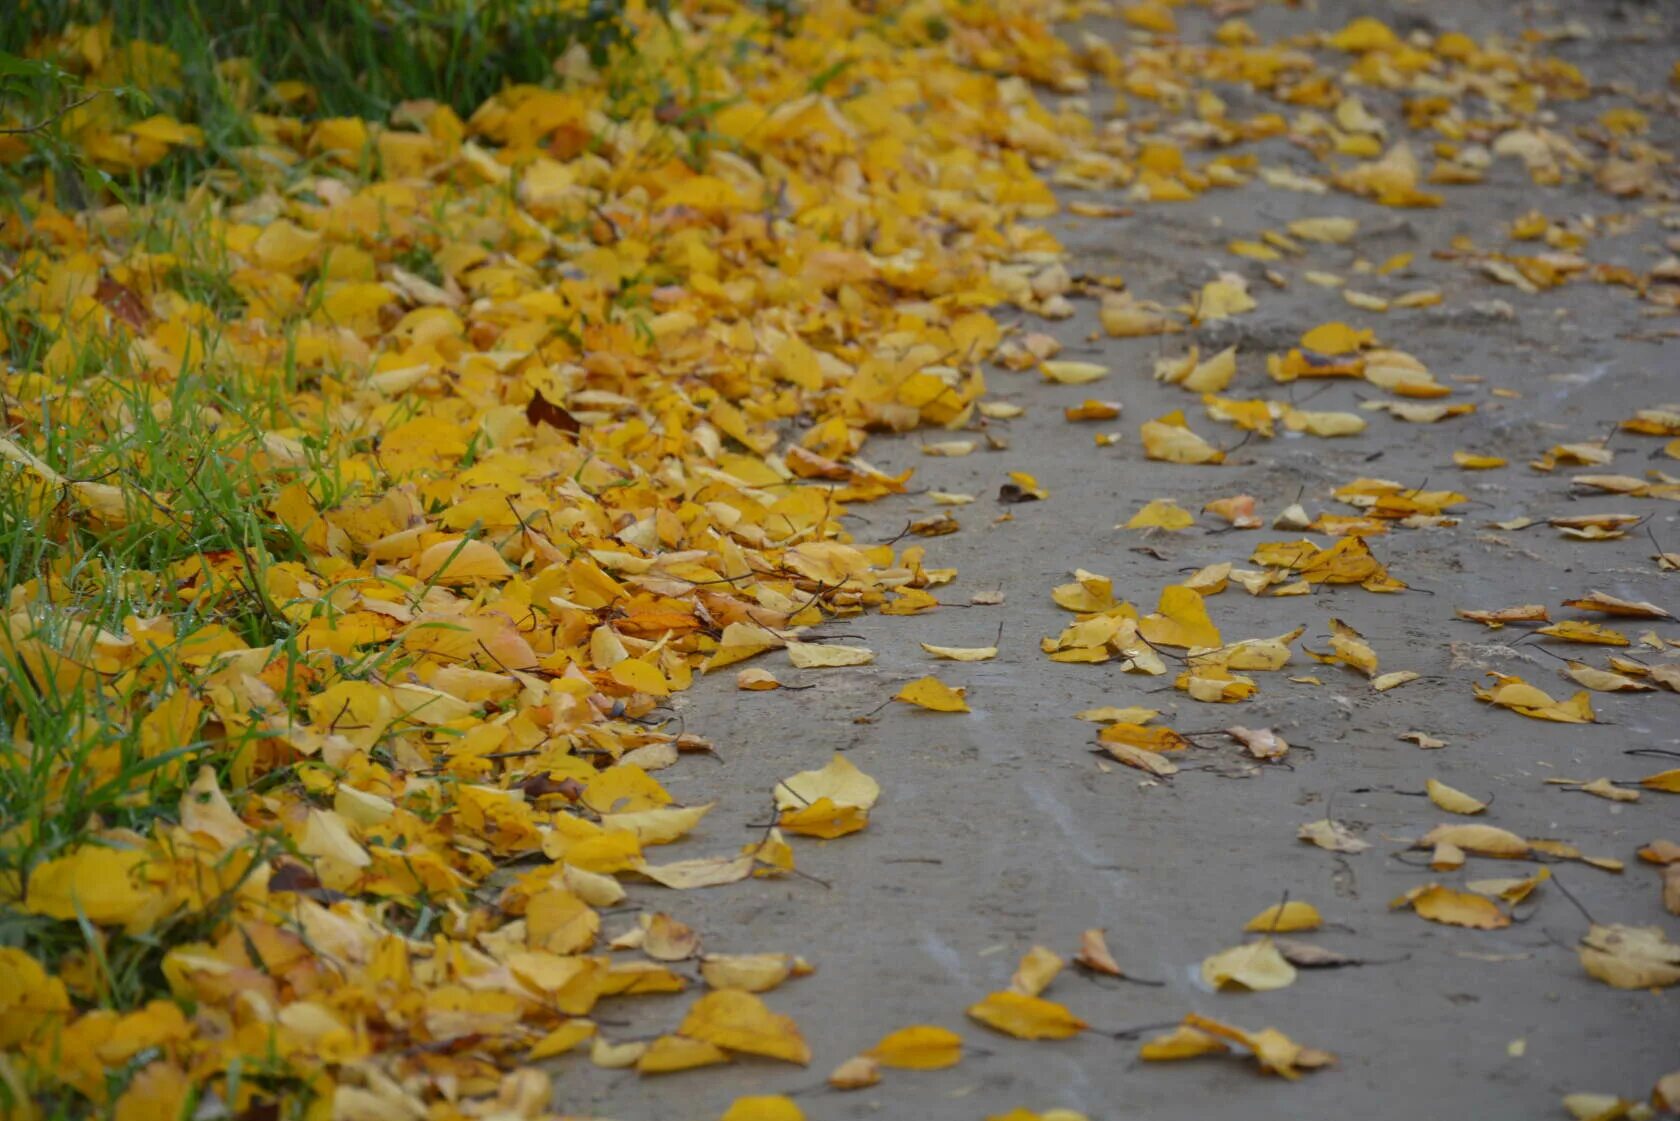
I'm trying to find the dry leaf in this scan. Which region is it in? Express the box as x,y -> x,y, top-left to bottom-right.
894,676 -> 970,712
1201,939 -> 1298,991
1578,923 -> 1680,989
828,1055 -> 880,1090
866,1025 -> 964,1070
679,990 -> 812,1064
1243,901 -> 1321,933
1426,779 -> 1487,815
1392,884 -> 1510,929
1008,946 -> 1064,997
1074,929 -> 1125,976
1298,819 -> 1369,854
965,991 -> 1088,1040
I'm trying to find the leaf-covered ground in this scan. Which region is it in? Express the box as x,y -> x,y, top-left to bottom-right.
2,0 -> 1679,1119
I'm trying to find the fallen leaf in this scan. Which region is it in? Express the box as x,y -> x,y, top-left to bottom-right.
777,797 -> 868,839
1417,823 -> 1530,859
1243,902 -> 1322,933
1466,868 -> 1550,905
1392,884 -> 1510,929
1042,360 -> 1109,385
866,1025 -> 964,1070
1008,946 -> 1064,997
719,1096 -> 803,1121
1299,819 -> 1369,854
1457,605 -> 1549,627
643,913 -> 701,961
1125,498 -> 1196,530
828,1054 -> 880,1089
787,642 -> 874,668
1563,592 -> 1671,619
894,676 -> 970,712
1226,726 -> 1288,761
1201,939 -> 1298,991
965,991 -> 1087,1040
1474,673 -> 1596,723
773,754 -> 879,812
1074,929 -> 1126,977
1426,779 -> 1487,815
1139,1024 -> 1231,1062
1578,923 -> 1680,989
680,990 -> 812,1064
1565,662 -> 1655,693
920,642 -> 998,662
699,954 -> 804,993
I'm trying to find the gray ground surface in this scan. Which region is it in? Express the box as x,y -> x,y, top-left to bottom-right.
565,3 -> 1679,1117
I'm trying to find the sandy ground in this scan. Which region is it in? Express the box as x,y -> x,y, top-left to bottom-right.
562,3 -> 1679,1117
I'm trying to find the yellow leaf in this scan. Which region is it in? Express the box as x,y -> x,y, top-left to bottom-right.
1142,411 -> 1224,465
1099,723 -> 1189,752
1298,819 -> 1369,853
1074,929 -> 1126,977
299,808 -> 371,867
600,804 -> 711,846
1200,939 -> 1297,991
965,991 -> 1087,1040
1578,923 -> 1680,989
1283,409 -> 1366,437
1052,570 -> 1116,613
920,642 -> 998,662
414,537 -> 511,584
774,754 -> 879,811
1140,1025 -> 1231,1062
777,797 -> 868,839
787,642 -> 874,668
866,1025 -> 964,1070
1008,946 -> 1064,997
1183,346 -> 1237,393
529,1019 -> 597,1060
1325,618 -> 1379,676
1125,499 -> 1195,530
1535,620 -> 1628,646
1042,360 -> 1109,385
24,845 -> 154,927
1287,217 -> 1359,244
719,1095 -> 804,1121
1565,662 -> 1654,693
894,675 -> 970,712
680,991 -> 811,1064
1642,769 -> 1680,793
700,953 -> 803,993
1426,779 -> 1487,815
582,764 -> 671,814
0,947 -> 70,1048
1394,884 -> 1510,929
1417,823 -> 1529,858
1101,741 -> 1178,776
637,1034 -> 730,1075
1065,400 -> 1121,421
1139,586 -> 1221,649
1466,868 -> 1551,905
1243,901 -> 1321,933
828,1054 -> 881,1089
1453,450 -> 1508,470
610,657 -> 669,696
1301,321 -> 1373,355
1474,673 -> 1596,723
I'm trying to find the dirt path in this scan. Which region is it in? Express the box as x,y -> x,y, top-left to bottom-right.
566,2 -> 1679,1118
